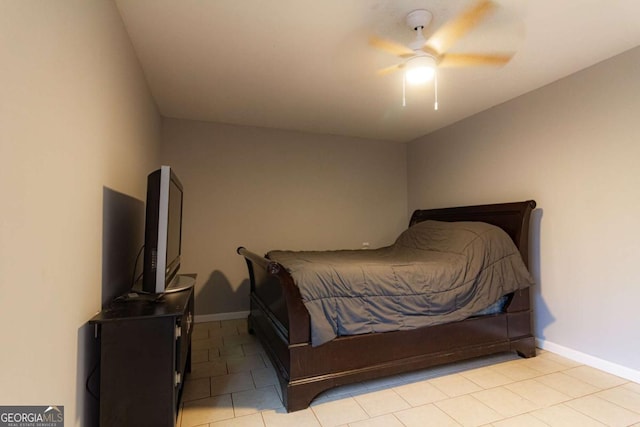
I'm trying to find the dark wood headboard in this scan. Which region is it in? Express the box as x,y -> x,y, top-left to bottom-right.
409,200 -> 536,267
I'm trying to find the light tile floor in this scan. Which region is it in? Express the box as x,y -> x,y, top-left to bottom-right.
179,319 -> 640,427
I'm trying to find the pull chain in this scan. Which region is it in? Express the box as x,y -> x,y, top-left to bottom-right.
434,71 -> 438,111
402,72 -> 407,107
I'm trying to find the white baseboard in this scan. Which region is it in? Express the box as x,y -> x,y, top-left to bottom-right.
537,338 -> 640,383
195,311 -> 250,323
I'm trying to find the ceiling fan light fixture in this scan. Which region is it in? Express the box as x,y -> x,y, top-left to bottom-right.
405,55 -> 437,85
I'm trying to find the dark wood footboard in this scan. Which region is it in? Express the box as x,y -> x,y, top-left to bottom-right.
238,200 -> 537,411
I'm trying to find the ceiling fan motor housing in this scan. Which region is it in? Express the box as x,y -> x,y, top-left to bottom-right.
406,9 -> 432,31
406,9 -> 432,51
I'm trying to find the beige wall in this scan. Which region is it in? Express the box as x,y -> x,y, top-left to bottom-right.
161,119 -> 408,315
1,1 -> 160,424
407,46 -> 640,374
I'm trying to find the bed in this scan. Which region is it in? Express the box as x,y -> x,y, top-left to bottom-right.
237,200 -> 536,412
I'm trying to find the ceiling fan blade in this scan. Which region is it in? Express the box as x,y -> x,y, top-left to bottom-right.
425,0 -> 496,54
438,53 -> 513,67
377,63 -> 405,76
369,35 -> 415,58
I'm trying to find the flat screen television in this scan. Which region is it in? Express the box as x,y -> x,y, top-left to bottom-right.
142,166 -> 192,294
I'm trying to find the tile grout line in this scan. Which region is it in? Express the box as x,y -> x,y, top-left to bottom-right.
186,320 -> 640,426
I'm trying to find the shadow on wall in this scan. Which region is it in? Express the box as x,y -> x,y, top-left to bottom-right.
529,207 -> 555,339
101,187 -> 145,308
76,188 -> 145,425
196,270 -> 250,315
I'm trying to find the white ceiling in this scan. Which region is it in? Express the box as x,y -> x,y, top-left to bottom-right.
115,0 -> 640,143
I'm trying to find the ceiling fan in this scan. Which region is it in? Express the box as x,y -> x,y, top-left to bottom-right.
370,0 -> 515,108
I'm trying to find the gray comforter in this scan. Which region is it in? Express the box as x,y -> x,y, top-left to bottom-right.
268,220 -> 534,346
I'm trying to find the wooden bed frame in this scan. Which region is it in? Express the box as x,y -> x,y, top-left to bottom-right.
237,200 -> 537,412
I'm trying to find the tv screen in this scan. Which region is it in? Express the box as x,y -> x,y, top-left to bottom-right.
142,166 -> 184,294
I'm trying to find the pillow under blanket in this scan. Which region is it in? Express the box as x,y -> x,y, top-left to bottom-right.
268,220 -> 534,346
